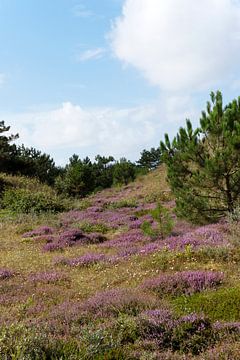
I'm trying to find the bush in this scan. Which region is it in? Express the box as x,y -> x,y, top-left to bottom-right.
1,188 -> 67,213
0,324 -> 81,359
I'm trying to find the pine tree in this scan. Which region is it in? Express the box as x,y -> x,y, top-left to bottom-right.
0,121 -> 18,172
160,91 -> 240,223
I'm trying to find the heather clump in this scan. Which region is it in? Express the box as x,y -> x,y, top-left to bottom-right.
0,269 -> 14,280
81,288 -> 157,318
28,271 -> 68,284
142,271 -> 224,296
101,229 -> 150,249
28,227 -> 108,252
22,226 -> 55,238
213,321 -> 240,334
54,253 -> 107,267
61,206 -> 140,230
138,310 -> 215,354
137,222 -> 228,257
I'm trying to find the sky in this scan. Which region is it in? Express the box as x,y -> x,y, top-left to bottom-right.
1,0 -> 240,165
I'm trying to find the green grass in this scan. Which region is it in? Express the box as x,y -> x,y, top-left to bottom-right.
172,286 -> 240,321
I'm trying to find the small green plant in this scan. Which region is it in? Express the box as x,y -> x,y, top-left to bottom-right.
141,203 -> 174,239
104,199 -> 137,210
141,221 -> 157,238
76,222 -> 110,234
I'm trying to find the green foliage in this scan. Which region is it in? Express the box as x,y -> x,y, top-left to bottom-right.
113,315 -> 139,345
73,198 -> 92,211
1,188 -> 67,213
56,155 -> 137,198
173,287 -> 240,321
141,221 -> 157,238
94,154 -> 115,190
113,158 -> 136,185
0,324 -> 81,359
141,203 -> 174,239
0,121 -> 19,173
55,155 -> 96,197
137,147 -> 161,170
170,317 -> 215,355
161,91 -> 240,223
104,199 -> 137,210
76,222 -> 110,234
14,145 -> 62,185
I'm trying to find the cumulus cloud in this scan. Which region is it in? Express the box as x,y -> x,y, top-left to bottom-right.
5,102 -> 172,164
110,0 -> 240,92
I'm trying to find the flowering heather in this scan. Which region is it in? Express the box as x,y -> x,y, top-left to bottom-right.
139,309 -> 174,329
213,321 -> 240,333
138,310 -> 214,354
58,229 -> 89,246
129,219 -> 143,229
29,271 -> 68,284
137,223 -> 228,256
42,228 -> 107,252
42,242 -> 64,252
61,206 -> 141,230
117,247 -> 139,258
142,271 -> 224,296
55,253 -> 107,267
0,269 -> 13,280
81,288 -> 156,317
22,226 -> 55,238
101,229 -> 150,249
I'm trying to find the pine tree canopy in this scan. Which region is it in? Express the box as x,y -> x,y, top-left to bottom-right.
160,91 -> 240,223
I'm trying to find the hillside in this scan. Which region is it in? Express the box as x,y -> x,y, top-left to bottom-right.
0,166 -> 240,359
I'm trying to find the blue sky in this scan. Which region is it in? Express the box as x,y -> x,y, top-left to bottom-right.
1,0 -> 240,164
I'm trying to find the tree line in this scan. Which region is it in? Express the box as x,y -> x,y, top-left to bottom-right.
0,120 -> 161,197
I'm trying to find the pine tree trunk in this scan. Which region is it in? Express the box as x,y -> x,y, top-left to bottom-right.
225,174 -> 234,212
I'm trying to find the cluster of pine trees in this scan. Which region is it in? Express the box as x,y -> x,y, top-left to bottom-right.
0,120 -> 161,197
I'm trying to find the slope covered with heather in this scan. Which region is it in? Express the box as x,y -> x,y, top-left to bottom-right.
0,166 -> 240,359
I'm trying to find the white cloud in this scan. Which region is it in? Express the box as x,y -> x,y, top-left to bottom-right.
5,102 -> 175,164
76,48 -> 106,62
110,0 -> 240,92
